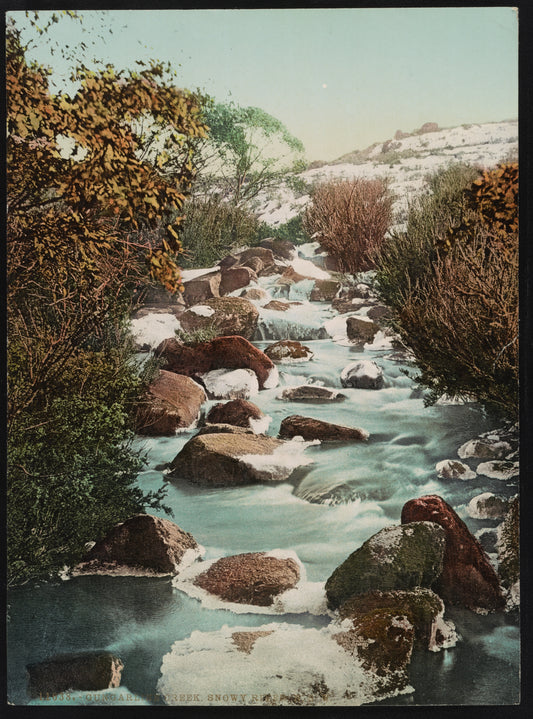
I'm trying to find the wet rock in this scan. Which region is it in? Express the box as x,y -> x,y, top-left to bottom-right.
27,652 -> 123,698
156,335 -> 278,390
193,551 -> 300,606
340,360 -> 384,389
137,283 -> 186,314
346,316 -> 378,344
458,438 -> 512,460
279,385 -> 347,403
435,459 -> 476,480
476,460 -> 519,480
279,415 -> 368,442
73,515 -> 200,576
366,305 -> 393,324
259,237 -> 296,260
325,522 -> 446,610
196,423 -> 255,436
219,266 -> 258,295
182,270 -> 221,306
276,266 -> 315,285
236,247 -> 277,271
265,340 -> 314,363
310,279 -> 342,302
294,482 -> 359,505
240,287 -> 270,301
401,495 -> 505,611
337,587 -> 457,652
135,370 -> 206,436
178,296 -> 259,340
263,300 -> 291,311
168,432 -> 297,486
199,367 -> 259,400
333,610 -> 415,695
231,630 -> 275,654
206,398 -> 268,432
331,297 -> 368,314
467,492 -> 509,520
476,528 -> 498,555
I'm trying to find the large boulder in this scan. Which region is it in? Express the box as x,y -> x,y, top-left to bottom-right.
265,340 -> 314,363
182,270 -> 221,306
366,304 -> 393,324
467,492 -> 509,520
259,237 -> 296,260
27,652 -> 123,698
346,316 -> 379,344
457,437 -> 512,460
235,246 -> 277,271
333,610 -> 415,695
219,266 -> 258,295
279,385 -> 347,403
310,279 -> 342,302
337,588 -> 457,653
325,522 -> 446,610
401,495 -> 505,611
199,367 -> 259,400
177,296 -> 259,340
435,459 -> 476,480
135,370 -> 206,436
136,283 -> 186,314
192,551 -> 300,606
72,514 -> 201,577
156,335 -> 278,390
168,432 -> 309,486
340,360 -> 384,389
206,399 -> 269,433
331,297 -> 368,314
276,266 -> 315,285
279,415 -> 368,442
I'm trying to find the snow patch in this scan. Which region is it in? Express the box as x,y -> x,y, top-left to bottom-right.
130,313 -> 181,349
189,305 -> 215,317
200,368 -> 259,399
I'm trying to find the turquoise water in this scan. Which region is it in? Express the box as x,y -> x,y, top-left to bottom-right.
7,328 -> 520,706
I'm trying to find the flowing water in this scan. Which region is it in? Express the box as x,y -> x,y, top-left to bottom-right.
7,263 -> 520,707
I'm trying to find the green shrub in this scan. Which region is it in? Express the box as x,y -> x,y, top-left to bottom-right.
303,177 -> 394,273
180,195 -> 259,268
375,163 -> 481,310
255,214 -> 311,246
174,324 -> 219,346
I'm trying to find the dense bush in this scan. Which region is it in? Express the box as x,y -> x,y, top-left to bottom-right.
256,214 -> 311,246
179,194 -> 260,268
376,162 -> 518,418
303,177 -> 393,273
376,163 -> 480,310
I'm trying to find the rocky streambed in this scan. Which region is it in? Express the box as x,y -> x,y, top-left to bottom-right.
7,240 -> 520,707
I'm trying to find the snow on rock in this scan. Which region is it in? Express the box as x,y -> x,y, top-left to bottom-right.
239,437 -> 320,482
157,621 -> 413,706
340,360 -> 384,389
130,313 -> 181,350
467,493 -> 509,520
476,461 -> 519,481
289,254 -> 331,280
181,266 -> 220,282
435,460 -> 476,481
200,368 -> 259,400
189,305 -> 216,317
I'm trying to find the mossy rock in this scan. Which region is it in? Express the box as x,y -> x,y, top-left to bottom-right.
497,496 -> 519,589
325,522 -> 445,610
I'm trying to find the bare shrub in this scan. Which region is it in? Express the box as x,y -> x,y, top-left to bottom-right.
303,178 -> 393,273
398,224 -> 518,416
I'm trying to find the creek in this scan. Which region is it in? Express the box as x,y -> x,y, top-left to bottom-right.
6,249 -> 520,707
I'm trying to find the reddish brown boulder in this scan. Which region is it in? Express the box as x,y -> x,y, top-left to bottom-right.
177,296 -> 259,340
236,246 -> 276,270
156,335 -> 278,390
401,495 -> 505,611
206,398 -> 266,429
135,370 -> 206,436
73,514 -> 200,576
27,652 -> 123,698
219,266 -> 258,295
193,552 -> 300,606
276,266 -> 314,285
346,316 -> 378,343
182,271 -> 221,306
240,256 -> 264,273
279,415 -> 369,442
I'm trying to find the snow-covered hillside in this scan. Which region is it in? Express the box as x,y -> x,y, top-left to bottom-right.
254,120 -> 518,229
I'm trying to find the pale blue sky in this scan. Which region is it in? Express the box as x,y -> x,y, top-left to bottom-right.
9,7 -> 518,161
